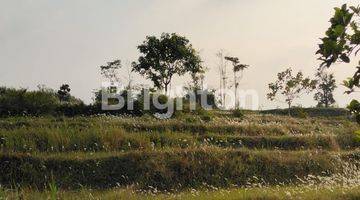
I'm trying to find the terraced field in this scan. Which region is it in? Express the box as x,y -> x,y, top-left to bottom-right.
0,112 -> 359,199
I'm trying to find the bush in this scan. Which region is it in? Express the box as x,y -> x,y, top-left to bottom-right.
195,108 -> 213,122
297,108 -> 309,119
348,100 -> 360,124
0,87 -> 60,116
232,109 -> 245,119
355,130 -> 360,143
184,89 -> 218,110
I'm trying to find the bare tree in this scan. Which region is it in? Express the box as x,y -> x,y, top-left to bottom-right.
216,50 -> 228,107
122,60 -> 133,90
100,59 -> 121,85
225,56 -> 249,109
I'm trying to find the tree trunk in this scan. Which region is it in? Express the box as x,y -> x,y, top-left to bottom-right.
324,90 -> 328,108
234,73 -> 238,109
223,77 -> 226,106
164,83 -> 168,95
288,102 -> 291,116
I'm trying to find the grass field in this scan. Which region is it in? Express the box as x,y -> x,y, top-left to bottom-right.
0,111 -> 359,199
2,186 -> 360,200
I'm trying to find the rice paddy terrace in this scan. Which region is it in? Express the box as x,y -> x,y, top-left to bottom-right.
0,111 -> 359,199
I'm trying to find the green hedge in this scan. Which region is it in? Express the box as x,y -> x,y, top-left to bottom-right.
0,149 -> 357,190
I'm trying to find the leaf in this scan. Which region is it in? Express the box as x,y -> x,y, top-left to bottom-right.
341,4 -> 347,11
333,25 -> 345,37
340,54 -> 350,63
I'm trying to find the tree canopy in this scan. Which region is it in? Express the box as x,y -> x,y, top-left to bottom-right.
314,69 -> 337,108
224,56 -> 249,109
133,33 -> 202,93
57,84 -> 71,102
267,68 -> 317,116
100,59 -> 122,84
317,4 -> 360,122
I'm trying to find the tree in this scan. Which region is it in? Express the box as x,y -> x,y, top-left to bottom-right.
57,84 -> 71,102
224,56 -> 249,109
348,99 -> 360,123
314,69 -> 337,107
267,68 -> 317,116
133,33 -> 202,94
123,60 -> 134,90
317,4 -> 360,122
100,59 -> 122,84
216,50 -> 228,107
189,70 -> 205,91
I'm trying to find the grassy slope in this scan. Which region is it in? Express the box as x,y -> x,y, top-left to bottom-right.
2,186 -> 360,200
0,112 -> 359,198
0,114 -> 358,152
1,149 -> 358,189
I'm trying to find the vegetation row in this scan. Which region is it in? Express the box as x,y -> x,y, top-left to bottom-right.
1,149 -> 359,190
0,130 -> 359,153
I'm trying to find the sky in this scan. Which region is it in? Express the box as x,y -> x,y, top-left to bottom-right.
0,0 -> 359,109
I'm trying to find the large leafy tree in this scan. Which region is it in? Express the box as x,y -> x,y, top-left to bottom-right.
314,69 -> 337,108
317,4 -> 360,122
267,68 -> 317,116
224,56 -> 249,109
133,33 -> 202,93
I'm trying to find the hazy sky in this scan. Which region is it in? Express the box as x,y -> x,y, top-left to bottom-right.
1,0 -> 359,109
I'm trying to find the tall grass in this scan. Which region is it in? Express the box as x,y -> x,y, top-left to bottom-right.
0,148 -> 359,190
0,113 -> 358,194
0,114 -> 358,153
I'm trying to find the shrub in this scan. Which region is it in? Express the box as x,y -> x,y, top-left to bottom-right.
296,107 -> 309,119
0,87 -> 60,116
355,130 -> 360,143
195,108 -> 213,122
348,100 -> 360,124
232,109 -> 245,119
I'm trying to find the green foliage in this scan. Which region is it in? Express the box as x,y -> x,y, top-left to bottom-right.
57,84 -> 71,102
224,57 -> 249,73
1,186 -> 360,200
354,130 -> 360,143
0,86 -> 60,116
317,4 -> 359,69
183,89 -> 218,110
348,99 -> 360,123
260,107 -> 349,118
195,108 -> 213,122
224,56 -> 249,109
267,68 -> 317,115
48,176 -> 58,200
0,114 -> 358,153
137,91 -> 169,116
0,149 -> 355,190
100,59 -> 121,83
232,109 -> 245,119
296,107 -> 309,119
133,33 -> 202,92
0,113 -> 358,192
317,4 -> 360,123
314,69 -> 337,108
